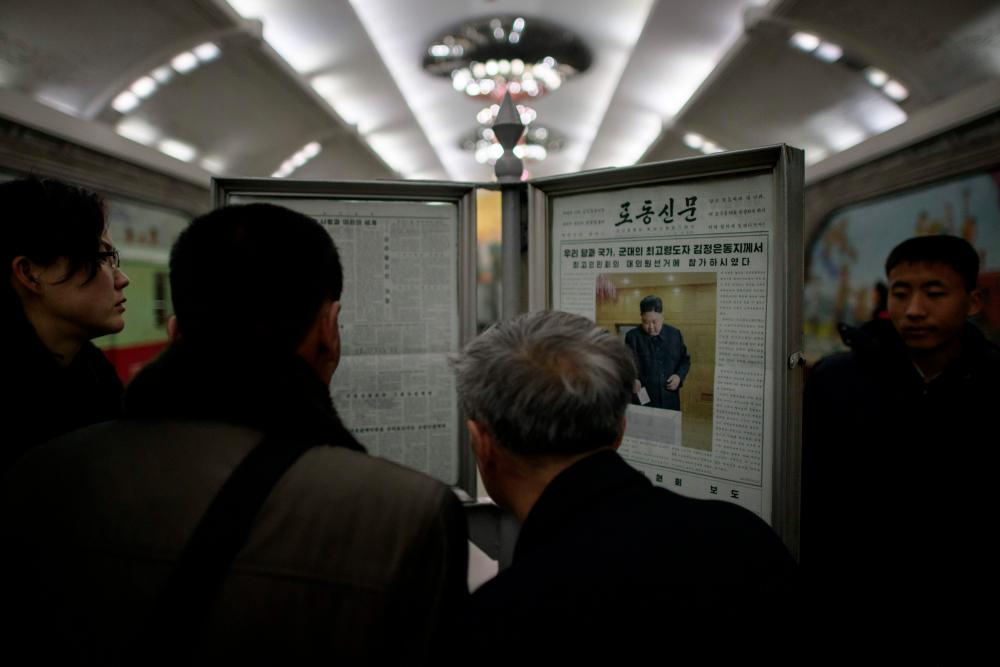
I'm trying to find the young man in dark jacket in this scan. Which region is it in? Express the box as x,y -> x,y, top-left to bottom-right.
803,235 -> 999,647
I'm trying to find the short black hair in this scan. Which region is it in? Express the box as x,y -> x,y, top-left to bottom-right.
1,176 -> 107,283
639,295 -> 662,314
1,177 -> 107,331
885,235 -> 979,291
170,203 -> 343,350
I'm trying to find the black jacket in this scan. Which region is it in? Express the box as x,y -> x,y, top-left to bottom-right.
2,315 -> 122,476
462,450 -> 797,663
802,318 -> 1000,640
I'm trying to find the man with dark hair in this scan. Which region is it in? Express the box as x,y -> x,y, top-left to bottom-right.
624,294 -> 690,410
803,235 -> 999,632
1,176 -> 128,469
452,310 -> 796,663
2,204 -> 467,663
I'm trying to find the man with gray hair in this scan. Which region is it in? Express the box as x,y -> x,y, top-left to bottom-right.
453,310 -> 796,662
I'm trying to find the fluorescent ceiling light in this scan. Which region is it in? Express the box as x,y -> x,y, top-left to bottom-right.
804,147 -> 828,166
130,76 -> 157,99
882,79 -> 909,101
116,118 -> 158,145
864,67 -> 889,87
683,132 -> 704,150
199,156 -> 225,173
790,32 -> 820,52
151,66 -> 173,84
34,93 -> 78,116
171,52 -> 199,74
302,141 -> 321,159
111,90 -> 140,113
826,125 -> 867,152
194,42 -> 221,62
814,42 -> 843,63
158,138 -> 197,162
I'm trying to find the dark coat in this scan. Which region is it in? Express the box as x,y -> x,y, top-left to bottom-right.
2,314 -> 122,476
625,323 -> 691,410
1,342 -> 468,664
802,318 -> 1000,634
461,450 -> 797,663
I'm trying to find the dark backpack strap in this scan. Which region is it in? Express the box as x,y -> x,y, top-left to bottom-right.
142,436 -> 315,661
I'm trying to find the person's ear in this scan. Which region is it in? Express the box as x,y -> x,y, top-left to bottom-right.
322,300 -> 341,344
166,315 -> 181,341
467,419 -> 497,469
612,415 -> 626,451
968,289 -> 984,317
10,256 -> 43,295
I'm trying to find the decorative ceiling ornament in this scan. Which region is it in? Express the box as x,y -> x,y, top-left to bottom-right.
423,15 -> 592,102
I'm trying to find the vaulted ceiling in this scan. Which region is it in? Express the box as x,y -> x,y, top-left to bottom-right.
2,0 -> 998,189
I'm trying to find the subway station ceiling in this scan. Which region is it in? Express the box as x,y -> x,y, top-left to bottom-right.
1,0 -> 999,188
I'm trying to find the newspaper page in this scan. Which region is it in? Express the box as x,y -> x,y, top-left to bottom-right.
549,173 -> 776,519
231,196 -> 460,485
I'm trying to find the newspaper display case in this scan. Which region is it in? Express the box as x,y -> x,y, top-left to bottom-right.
526,146 -> 804,554
213,178 -> 478,496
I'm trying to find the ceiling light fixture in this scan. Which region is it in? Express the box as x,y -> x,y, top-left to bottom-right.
424,15 -> 591,102
785,30 -> 908,104
109,43 -> 222,116
158,138 -> 197,162
789,31 -> 820,52
683,131 -> 726,155
272,141 -> 323,178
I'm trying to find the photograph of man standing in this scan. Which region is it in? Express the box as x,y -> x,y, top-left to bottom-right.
625,294 -> 691,411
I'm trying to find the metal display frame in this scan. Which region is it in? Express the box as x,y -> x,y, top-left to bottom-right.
525,145 -> 804,556
213,177 -> 479,497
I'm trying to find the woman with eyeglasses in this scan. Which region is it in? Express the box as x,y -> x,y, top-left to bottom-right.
2,176 -> 130,474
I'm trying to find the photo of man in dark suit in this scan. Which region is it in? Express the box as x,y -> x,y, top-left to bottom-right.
625,294 -> 691,411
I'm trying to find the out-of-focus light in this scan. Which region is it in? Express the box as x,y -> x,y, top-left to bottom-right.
200,156 -> 225,173
513,17 -> 525,32
883,79 -> 909,101
302,141 -> 321,159
826,125 -> 867,152
111,90 -> 140,113
814,42 -> 843,63
116,118 -> 158,145
158,138 -> 197,162
429,44 -> 451,57
864,67 -> 888,87
130,76 -> 157,99
171,52 -> 199,74
683,132 -> 704,150
804,147 -> 828,166
35,94 -> 78,116
273,141 -> 322,178
194,42 -> 220,62
790,32 -> 820,52
151,66 -> 174,84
